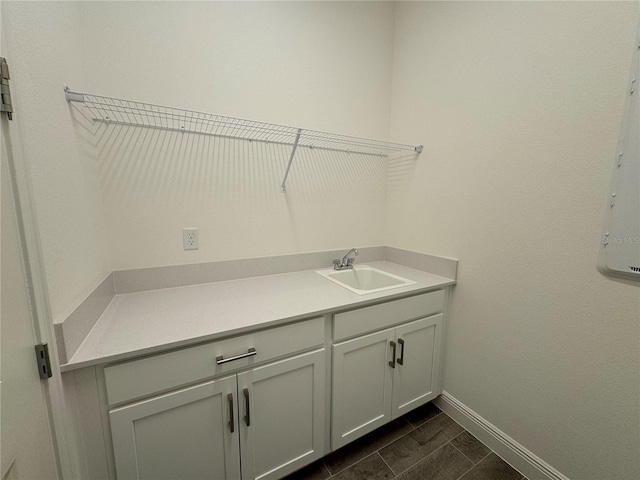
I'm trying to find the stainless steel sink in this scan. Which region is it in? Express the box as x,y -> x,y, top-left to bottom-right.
316,266 -> 416,295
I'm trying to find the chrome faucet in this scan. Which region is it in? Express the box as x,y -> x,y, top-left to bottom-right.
333,248 -> 359,270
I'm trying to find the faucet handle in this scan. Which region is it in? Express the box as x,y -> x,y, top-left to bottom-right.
332,259 -> 340,270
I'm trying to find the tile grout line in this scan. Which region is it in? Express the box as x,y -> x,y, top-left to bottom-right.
448,433 -> 490,466
452,461 -> 477,480
449,446 -> 492,480
302,407 -> 449,480
374,411 -> 489,480
384,435 -> 460,479
452,451 -> 507,480
290,406 -> 528,480
320,461 -> 332,480
405,410 -> 442,430
403,416 -> 418,432
376,451 -> 396,478
325,418 -> 416,477
325,451 -> 384,479
450,441 -> 496,480
372,411 -> 446,477
448,439 -> 477,465
437,410 -> 532,479
370,409 -> 453,478
475,451 -> 493,465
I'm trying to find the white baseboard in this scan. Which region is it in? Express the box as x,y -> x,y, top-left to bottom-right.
434,391 -> 570,480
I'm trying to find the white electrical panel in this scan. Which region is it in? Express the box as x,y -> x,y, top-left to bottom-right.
598,25 -> 640,281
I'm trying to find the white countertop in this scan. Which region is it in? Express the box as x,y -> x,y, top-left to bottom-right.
62,261 -> 455,371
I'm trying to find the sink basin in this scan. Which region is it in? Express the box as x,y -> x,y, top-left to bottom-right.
316,266 -> 416,295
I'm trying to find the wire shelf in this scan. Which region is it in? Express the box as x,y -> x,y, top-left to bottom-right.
64,86 -> 422,191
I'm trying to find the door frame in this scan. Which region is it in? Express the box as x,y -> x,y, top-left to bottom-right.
1,75 -> 79,479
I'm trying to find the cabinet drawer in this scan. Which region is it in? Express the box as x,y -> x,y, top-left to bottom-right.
104,317 -> 324,406
333,290 -> 444,341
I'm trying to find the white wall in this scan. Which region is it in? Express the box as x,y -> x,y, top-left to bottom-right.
78,1 -> 396,269
1,1 -> 111,323
388,2 -> 639,480
6,3 -> 639,478
1,1 -> 396,310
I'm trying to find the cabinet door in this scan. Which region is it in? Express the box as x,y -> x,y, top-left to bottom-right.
391,314 -> 443,419
238,349 -> 326,480
110,375 -> 240,480
332,328 -> 395,449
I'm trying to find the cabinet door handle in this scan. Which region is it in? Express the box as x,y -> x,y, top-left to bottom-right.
243,388 -> 251,427
216,347 -> 257,365
227,393 -> 235,433
397,338 -> 405,366
389,341 -> 397,368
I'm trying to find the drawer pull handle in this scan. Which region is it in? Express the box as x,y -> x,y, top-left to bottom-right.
397,338 -> 405,365
244,388 -> 251,427
389,341 -> 397,368
228,393 -> 234,433
216,347 -> 257,365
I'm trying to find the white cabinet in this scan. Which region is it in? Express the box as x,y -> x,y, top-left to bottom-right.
332,328 -> 394,447
391,315 -> 443,417
331,291 -> 444,450
238,349 -> 326,480
106,320 -> 326,480
110,375 -> 241,480
87,290 -> 447,479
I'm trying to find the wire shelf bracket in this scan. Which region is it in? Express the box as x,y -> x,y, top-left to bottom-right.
64,86 -> 423,192
280,129 -> 302,193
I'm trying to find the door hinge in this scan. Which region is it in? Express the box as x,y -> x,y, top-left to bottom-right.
35,343 -> 52,379
1,57 -> 13,120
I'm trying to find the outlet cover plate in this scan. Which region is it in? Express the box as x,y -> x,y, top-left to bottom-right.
183,228 -> 199,250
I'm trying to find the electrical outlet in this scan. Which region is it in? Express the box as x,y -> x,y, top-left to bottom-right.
183,228 -> 199,250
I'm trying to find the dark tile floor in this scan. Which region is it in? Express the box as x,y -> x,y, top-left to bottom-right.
283,402 -> 527,480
